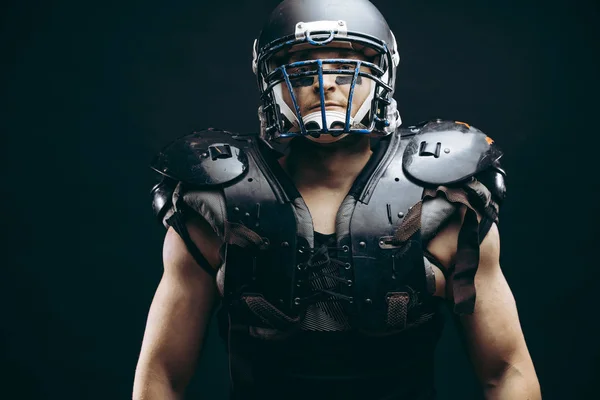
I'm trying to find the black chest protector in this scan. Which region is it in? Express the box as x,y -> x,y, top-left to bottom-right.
218,131 -> 439,338
150,121 -> 505,393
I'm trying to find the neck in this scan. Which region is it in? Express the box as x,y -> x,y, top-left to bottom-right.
280,135 -> 373,193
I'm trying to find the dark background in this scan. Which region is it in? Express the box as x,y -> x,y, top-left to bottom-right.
2,0 -> 599,399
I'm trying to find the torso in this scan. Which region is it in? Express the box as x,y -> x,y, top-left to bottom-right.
218,135 -> 454,398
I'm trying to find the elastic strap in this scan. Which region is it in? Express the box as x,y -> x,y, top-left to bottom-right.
423,249 -> 449,279
166,209 -> 217,278
478,215 -> 494,244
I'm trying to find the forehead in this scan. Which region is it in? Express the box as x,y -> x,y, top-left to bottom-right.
287,48 -> 367,63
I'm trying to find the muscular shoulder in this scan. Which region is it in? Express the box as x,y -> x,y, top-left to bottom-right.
426,204 -> 499,271
162,215 -> 224,277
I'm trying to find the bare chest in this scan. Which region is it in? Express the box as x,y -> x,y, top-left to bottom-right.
300,189 -> 347,234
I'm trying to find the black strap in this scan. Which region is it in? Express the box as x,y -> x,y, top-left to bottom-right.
423,249 -> 450,279
166,209 -> 217,277
452,206 -> 480,315
478,215 -> 494,244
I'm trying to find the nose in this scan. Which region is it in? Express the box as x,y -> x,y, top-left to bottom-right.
312,68 -> 337,93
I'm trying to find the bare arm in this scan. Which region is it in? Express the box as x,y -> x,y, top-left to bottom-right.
455,223 -> 541,399
428,208 -> 541,399
133,216 -> 223,400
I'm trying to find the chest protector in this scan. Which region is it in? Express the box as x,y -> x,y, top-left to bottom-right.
220,133 -> 439,339
150,121 -> 505,340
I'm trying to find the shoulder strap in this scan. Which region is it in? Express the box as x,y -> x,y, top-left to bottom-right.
165,206 -> 218,278
393,185 -> 481,315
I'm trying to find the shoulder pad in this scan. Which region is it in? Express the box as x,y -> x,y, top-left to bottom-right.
150,128 -> 252,187
474,162 -> 507,204
150,176 -> 177,223
402,120 -> 503,185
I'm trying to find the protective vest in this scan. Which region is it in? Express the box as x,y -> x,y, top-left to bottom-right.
150,120 -> 506,393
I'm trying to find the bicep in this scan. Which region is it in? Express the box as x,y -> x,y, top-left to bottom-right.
136,222 -> 221,392
454,223 -> 532,382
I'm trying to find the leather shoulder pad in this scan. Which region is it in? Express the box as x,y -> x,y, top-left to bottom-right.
402,120 -> 503,185
150,128 -> 253,187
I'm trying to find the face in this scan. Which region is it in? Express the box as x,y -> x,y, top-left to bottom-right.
280,48 -> 373,144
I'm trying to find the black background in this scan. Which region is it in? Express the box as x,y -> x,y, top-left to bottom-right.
2,0 -> 599,399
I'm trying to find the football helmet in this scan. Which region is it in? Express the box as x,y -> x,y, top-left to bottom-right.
252,0 -> 401,141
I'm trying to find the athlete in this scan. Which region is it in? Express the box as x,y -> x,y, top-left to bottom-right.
133,0 -> 541,399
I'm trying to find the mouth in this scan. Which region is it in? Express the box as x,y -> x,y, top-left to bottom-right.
308,102 -> 345,112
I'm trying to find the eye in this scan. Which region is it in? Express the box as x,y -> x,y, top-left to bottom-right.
339,64 -> 354,70
289,66 -> 312,74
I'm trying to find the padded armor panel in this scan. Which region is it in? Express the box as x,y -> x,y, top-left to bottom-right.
150,129 -> 250,186
346,131 -> 434,334
403,120 -> 503,185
